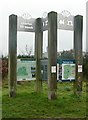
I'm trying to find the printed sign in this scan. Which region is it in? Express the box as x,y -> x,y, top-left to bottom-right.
17,11 -> 74,32
17,16 -> 35,32
57,12 -> 74,31
78,65 -> 82,72
17,60 -> 36,81
62,64 -> 75,80
51,66 -> 56,73
59,60 -> 75,81
57,64 -> 59,80
42,10 -> 74,31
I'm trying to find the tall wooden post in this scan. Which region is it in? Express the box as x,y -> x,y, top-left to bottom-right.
48,12 -> 57,99
9,15 -> 17,97
0,59 -> 2,120
86,2 -> 88,117
86,2 -> 88,80
74,15 -> 83,95
35,18 -> 43,92
86,2 -> 88,53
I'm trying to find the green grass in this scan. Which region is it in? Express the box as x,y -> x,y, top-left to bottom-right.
2,80 -> 86,118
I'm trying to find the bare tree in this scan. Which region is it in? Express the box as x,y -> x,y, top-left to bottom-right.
18,44 -> 33,56
25,44 -> 32,56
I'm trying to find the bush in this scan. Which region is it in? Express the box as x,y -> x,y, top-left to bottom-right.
83,53 -> 88,79
0,59 -> 8,79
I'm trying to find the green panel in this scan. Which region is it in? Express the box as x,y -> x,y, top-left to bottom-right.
62,63 -> 75,80
17,60 -> 36,81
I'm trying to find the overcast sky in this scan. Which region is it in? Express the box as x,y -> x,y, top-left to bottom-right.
0,0 -> 87,56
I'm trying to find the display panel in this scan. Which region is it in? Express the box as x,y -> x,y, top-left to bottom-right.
17,59 -> 36,81
57,60 -> 75,81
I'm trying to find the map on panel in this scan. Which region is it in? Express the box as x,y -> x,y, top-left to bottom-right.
17,60 -> 36,81
62,64 -> 75,80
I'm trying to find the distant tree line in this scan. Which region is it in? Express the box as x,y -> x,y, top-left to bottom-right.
17,54 -> 34,59
57,49 -> 74,60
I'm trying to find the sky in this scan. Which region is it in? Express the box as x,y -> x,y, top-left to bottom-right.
0,0 -> 87,56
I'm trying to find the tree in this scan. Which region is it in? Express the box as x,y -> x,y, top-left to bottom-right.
57,49 -> 74,60
25,44 -> 32,56
83,53 -> 88,79
18,44 -> 33,57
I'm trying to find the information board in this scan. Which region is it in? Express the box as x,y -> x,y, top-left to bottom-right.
62,60 -> 75,81
57,60 -> 75,81
17,60 -> 36,81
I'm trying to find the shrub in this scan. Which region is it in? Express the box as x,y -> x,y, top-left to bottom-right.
1,59 -> 8,79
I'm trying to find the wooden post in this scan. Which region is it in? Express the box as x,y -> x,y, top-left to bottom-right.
48,12 -> 57,99
86,2 -> 88,117
35,18 -> 43,93
86,2 -> 88,53
0,59 -> 2,120
74,15 -> 83,95
8,15 -> 17,97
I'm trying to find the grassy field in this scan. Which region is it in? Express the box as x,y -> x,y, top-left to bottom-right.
2,79 -> 86,119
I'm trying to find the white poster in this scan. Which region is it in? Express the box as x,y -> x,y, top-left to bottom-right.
51,66 -> 56,73
78,65 -> 82,72
57,64 -> 59,80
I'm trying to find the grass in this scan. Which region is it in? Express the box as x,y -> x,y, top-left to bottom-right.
2,79 -> 86,119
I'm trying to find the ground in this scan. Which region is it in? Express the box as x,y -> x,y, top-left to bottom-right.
2,79 -> 86,119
